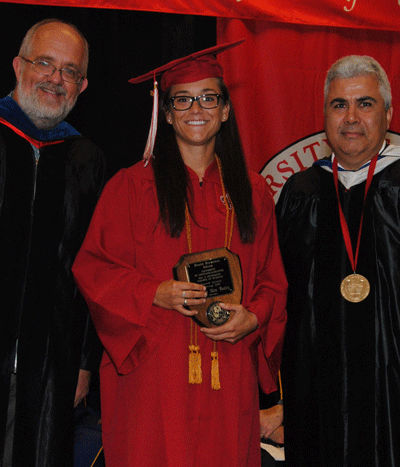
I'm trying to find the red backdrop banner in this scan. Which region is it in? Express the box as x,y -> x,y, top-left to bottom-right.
217,18 -> 400,201
0,0 -> 400,31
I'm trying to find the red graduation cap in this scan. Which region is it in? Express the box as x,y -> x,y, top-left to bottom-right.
129,39 -> 245,164
129,39 -> 244,91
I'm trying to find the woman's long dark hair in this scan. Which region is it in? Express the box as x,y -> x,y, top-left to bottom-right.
152,78 -> 256,244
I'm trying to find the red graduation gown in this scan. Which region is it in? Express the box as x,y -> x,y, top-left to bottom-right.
72,160 -> 287,467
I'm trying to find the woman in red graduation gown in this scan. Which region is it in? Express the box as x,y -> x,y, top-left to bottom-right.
72,41 -> 287,467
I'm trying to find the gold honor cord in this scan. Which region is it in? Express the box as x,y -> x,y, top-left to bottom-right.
186,155 -> 235,390
89,446 -> 104,467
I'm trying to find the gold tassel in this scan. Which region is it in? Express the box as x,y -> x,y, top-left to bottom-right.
189,344 -> 202,384
211,347 -> 221,390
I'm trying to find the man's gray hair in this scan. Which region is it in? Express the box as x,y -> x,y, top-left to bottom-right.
324,55 -> 392,110
18,18 -> 89,77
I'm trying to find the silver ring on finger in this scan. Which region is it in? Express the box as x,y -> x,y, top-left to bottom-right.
184,299 -> 187,306
182,291 -> 186,299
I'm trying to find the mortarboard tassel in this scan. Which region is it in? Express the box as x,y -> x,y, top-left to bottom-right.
143,78 -> 158,166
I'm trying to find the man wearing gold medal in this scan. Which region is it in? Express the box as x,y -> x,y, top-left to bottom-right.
276,55 -> 400,467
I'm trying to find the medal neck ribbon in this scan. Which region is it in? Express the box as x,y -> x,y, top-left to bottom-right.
332,154 -> 378,273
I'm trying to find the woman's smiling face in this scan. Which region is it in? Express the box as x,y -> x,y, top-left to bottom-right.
165,77 -> 230,151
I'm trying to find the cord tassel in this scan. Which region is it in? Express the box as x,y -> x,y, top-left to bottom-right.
211,348 -> 221,390
189,344 -> 202,384
143,79 -> 158,166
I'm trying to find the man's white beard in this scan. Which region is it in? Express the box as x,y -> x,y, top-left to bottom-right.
16,80 -> 77,130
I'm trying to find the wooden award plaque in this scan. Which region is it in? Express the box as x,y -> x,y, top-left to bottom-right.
173,247 -> 243,328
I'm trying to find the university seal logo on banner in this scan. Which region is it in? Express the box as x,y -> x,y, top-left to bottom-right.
261,130 -> 400,203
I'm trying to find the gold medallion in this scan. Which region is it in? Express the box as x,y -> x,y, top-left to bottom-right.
340,273 -> 370,303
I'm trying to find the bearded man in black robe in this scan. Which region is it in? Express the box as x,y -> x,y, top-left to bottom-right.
276,55 -> 400,467
0,19 -> 106,467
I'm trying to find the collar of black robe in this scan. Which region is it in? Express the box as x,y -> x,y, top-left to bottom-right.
0,95 -> 80,148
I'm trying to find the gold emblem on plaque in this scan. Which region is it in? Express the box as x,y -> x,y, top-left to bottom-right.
340,273 -> 370,303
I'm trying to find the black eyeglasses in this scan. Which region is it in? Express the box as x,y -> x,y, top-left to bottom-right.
19,57 -> 84,84
170,93 -> 222,111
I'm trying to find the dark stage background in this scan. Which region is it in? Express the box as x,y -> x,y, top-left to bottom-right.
0,3 -> 216,176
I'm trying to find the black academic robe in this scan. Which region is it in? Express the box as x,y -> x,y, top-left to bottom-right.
276,158 -> 400,467
0,123 -> 106,466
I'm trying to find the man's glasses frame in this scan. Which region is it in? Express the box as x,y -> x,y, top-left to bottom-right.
19,56 -> 84,84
